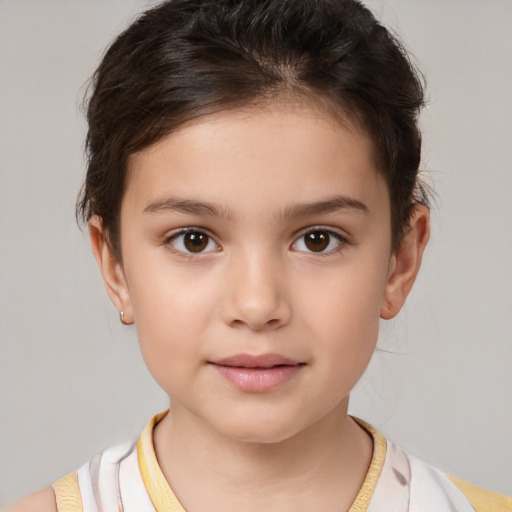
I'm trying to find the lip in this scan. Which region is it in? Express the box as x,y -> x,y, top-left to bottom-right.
209,353 -> 304,393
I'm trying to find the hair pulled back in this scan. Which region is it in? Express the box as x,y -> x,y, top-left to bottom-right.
78,0 -> 427,257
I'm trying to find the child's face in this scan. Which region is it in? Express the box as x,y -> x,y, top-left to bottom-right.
94,103 -> 421,443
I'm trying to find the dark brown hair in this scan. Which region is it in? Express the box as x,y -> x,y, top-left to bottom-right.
78,0 -> 427,257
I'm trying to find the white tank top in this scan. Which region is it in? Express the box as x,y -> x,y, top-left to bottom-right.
51,412 -> 493,512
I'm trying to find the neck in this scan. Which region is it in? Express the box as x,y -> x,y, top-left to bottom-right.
153,402 -> 373,512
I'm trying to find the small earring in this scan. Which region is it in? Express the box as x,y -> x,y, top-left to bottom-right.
120,311 -> 127,325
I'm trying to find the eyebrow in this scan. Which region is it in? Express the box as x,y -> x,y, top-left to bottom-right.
143,194 -> 369,219
280,195 -> 369,219
143,197 -> 229,218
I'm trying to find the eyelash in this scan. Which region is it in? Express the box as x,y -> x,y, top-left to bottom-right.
164,226 -> 349,256
165,227 -> 220,257
291,226 -> 349,256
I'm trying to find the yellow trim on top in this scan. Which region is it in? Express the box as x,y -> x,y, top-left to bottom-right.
137,412 -> 387,512
52,471 -> 83,512
348,418 -> 387,512
448,475 -> 512,512
138,411 -> 187,512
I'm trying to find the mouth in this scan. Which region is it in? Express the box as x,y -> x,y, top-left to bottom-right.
209,353 -> 305,393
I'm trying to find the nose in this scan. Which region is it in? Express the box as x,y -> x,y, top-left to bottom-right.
222,250 -> 292,332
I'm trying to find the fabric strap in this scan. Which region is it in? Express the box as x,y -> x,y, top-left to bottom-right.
52,412 -> 511,512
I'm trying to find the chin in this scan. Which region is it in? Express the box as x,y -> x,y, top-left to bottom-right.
211,412 -> 308,445
226,427 -> 298,445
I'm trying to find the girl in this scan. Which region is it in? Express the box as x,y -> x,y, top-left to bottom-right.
4,0 -> 511,510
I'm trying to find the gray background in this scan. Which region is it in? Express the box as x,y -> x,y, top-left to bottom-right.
0,0 -> 511,504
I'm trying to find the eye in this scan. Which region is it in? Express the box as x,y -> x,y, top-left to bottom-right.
292,228 -> 346,254
168,229 -> 219,254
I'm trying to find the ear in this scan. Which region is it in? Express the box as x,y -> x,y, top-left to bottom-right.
380,205 -> 430,320
89,216 -> 134,325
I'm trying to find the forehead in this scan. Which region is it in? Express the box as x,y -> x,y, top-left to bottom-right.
124,103 -> 388,220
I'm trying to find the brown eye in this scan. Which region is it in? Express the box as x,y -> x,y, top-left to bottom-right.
170,230 -> 219,254
304,231 -> 330,252
183,232 -> 209,252
293,228 -> 345,254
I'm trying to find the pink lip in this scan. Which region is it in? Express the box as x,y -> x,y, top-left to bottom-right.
210,353 -> 304,393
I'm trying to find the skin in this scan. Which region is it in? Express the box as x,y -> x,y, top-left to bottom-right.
8,103 -> 429,511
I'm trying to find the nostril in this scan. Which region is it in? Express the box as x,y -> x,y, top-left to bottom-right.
229,316 -> 285,332
222,271 -> 292,331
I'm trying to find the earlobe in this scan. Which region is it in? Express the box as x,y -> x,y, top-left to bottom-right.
380,205 -> 430,320
89,216 -> 134,325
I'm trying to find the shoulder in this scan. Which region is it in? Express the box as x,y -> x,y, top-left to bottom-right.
404,447 -> 511,512
2,487 -> 57,512
355,419 -> 512,512
447,475 -> 512,512
404,446 -> 511,511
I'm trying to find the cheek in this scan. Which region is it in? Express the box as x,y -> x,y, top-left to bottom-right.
298,254 -> 388,329
296,254 -> 389,377
123,252 -> 226,389
127,246 -> 219,325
